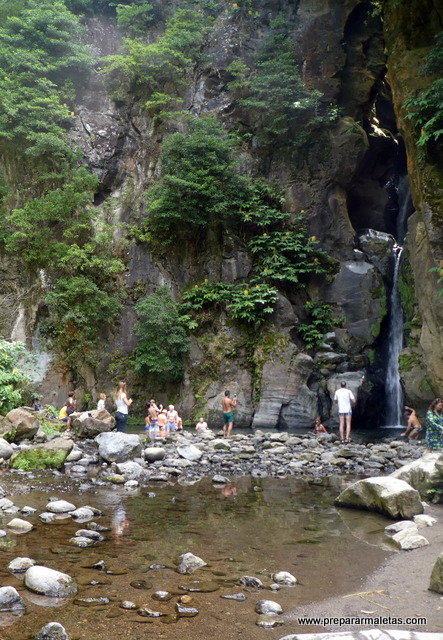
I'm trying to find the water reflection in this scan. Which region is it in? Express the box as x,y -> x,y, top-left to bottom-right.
0,475 -> 392,640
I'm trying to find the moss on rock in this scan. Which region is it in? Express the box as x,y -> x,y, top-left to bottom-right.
10,449 -> 69,471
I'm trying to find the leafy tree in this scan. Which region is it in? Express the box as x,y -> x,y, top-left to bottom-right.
0,1 -> 92,159
0,339 -> 30,414
238,16 -> 324,149
5,167 -> 125,367
103,7 -> 210,101
146,115 -> 247,235
134,287 -> 192,381
114,0 -> 158,37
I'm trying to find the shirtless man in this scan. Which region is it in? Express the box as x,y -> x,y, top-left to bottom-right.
145,399 -> 162,436
222,390 -> 238,438
401,406 -> 422,440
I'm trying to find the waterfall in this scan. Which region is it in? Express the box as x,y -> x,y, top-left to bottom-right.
383,174 -> 413,426
384,246 -> 404,425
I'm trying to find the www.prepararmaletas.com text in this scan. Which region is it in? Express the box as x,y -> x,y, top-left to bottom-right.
297,616 -> 427,626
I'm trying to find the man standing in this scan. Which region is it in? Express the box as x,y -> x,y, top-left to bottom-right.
222,390 -> 238,438
334,381 -> 355,444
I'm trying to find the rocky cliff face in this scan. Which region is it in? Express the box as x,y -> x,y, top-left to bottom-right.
2,0 -> 442,428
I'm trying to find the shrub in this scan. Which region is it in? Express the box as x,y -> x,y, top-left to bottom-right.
238,16 -> 324,149
146,115 -> 247,235
0,1 -> 92,159
296,302 -> 339,350
0,340 -> 31,414
134,286 -> 193,381
404,32 -> 443,147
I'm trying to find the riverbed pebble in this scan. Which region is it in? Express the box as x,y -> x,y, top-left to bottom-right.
8,557 -> 36,573
0,586 -> 26,611
46,500 -> 76,513
272,571 -> 297,585
35,622 -> 71,640
24,566 -> 78,597
255,599 -> 283,615
6,518 -> 33,532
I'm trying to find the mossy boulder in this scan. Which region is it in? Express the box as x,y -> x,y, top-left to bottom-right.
10,438 -> 73,470
0,416 -> 16,443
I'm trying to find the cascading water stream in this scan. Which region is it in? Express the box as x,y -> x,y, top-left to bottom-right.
383,174 -> 413,426
384,245 -> 404,425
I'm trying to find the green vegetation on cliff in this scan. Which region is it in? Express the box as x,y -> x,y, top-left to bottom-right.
237,16 -> 325,150
0,340 -> 30,413
0,0 -> 125,373
404,32 -> 443,148
134,286 -> 193,381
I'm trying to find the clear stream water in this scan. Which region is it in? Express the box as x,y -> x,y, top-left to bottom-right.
0,463 -> 397,640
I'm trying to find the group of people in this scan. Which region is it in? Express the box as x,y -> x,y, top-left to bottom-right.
144,399 -> 183,437
52,379 -> 443,454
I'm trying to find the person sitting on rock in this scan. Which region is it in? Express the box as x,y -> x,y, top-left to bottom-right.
312,417 -> 328,434
97,393 -> 106,411
196,417 -> 209,432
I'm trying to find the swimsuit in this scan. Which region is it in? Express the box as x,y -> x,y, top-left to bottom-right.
223,411 -> 234,424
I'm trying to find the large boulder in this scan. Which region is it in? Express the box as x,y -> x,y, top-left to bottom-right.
0,437 -> 13,460
24,566 -> 77,597
429,552 -> 443,594
5,408 -> 38,442
95,432 -> 142,463
10,437 -> 73,470
391,451 -> 443,498
0,416 -> 15,442
71,410 -> 115,438
252,351 -> 315,430
335,476 -> 424,519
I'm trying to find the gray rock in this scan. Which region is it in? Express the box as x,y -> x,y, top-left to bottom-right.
6,518 -> 33,533
24,566 -> 78,597
392,528 -> 429,550
65,448 -> 83,462
255,599 -> 283,615
256,614 -> 285,628
239,576 -> 263,589
75,529 -> 104,541
46,500 -> 76,513
72,409 -> 115,438
384,520 -> 417,535
429,551 -> 443,594
95,432 -> 142,463
272,571 -> 297,585
0,498 -> 14,510
177,552 -> 207,574
6,408 -> 39,442
8,557 -> 36,573
212,474 -> 230,484
70,536 -> 97,547
0,438 -> 13,460
0,586 -> 26,611
69,507 -> 95,522
115,460 -> 144,480
177,444 -> 203,461
335,476 -> 424,519
253,351 -> 315,430
35,622 -> 71,640
144,447 -> 166,463
414,514 -> 437,527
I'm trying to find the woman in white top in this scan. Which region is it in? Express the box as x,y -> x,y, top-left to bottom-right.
114,381 -> 133,432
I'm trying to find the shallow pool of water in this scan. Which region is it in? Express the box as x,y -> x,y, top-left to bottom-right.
0,473 -> 394,640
